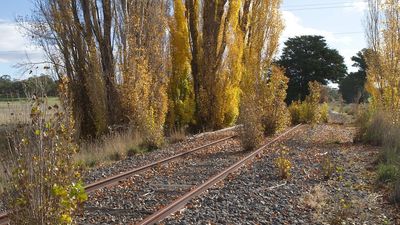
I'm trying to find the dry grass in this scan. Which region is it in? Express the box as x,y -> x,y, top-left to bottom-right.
75,129 -> 144,168
356,109 -> 400,202
0,163 -> 6,193
168,128 -> 187,144
302,185 -> 328,211
0,97 -> 59,125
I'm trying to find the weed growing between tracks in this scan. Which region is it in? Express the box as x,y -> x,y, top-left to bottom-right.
275,147 -> 292,179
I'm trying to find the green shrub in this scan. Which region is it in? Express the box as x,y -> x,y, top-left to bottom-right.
377,163 -> 398,183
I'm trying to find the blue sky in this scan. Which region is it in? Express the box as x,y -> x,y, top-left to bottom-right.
281,0 -> 367,73
0,0 -> 368,79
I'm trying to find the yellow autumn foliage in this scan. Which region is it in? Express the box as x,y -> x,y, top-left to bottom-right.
260,66 -> 290,135
239,0 -> 286,149
289,81 -> 327,125
120,2 -> 168,148
167,0 -> 195,130
365,0 -> 400,123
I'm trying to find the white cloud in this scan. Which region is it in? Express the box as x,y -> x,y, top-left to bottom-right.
0,20 -> 43,64
344,0 -> 368,13
281,11 -> 352,45
280,10 -> 363,72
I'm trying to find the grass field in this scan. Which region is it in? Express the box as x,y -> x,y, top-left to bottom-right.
0,97 -> 59,125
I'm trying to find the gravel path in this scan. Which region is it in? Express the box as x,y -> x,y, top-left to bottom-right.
163,124 -> 400,225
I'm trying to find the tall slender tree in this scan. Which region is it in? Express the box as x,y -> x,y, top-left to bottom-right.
118,0 -> 169,147
185,0 -> 243,130
167,0 -> 195,130
365,0 -> 400,122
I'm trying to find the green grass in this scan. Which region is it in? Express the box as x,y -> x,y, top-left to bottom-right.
377,163 -> 399,183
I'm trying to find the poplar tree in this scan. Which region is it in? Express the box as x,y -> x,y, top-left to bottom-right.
366,0 -> 400,122
118,1 -> 169,148
238,0 -> 286,149
186,0 -> 243,130
167,0 -> 195,130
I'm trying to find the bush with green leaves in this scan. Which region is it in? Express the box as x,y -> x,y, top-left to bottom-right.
2,98 -> 87,224
289,81 -> 328,125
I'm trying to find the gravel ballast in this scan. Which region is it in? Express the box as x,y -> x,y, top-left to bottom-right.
163,124 -> 400,225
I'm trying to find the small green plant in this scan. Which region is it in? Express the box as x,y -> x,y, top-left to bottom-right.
330,198 -> 352,225
275,148 -> 292,179
321,155 -> 335,180
377,163 -> 398,183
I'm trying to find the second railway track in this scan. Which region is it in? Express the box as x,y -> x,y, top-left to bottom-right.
0,129 -> 237,225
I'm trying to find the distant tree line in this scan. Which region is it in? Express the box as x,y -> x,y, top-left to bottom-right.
0,75 -> 58,99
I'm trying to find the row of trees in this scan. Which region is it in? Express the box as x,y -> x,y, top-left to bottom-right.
0,75 -> 58,99
24,0 -> 377,144
28,0 -> 285,146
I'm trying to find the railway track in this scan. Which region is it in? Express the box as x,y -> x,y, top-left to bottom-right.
0,133 -> 236,225
138,124 -> 301,225
0,124 -> 301,224
78,124 -> 301,224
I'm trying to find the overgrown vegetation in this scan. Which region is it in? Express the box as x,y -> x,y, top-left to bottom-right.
356,110 -> 400,202
237,0 -> 289,150
356,0 -> 400,203
76,130 -> 144,168
289,81 -> 328,125
1,98 -> 86,224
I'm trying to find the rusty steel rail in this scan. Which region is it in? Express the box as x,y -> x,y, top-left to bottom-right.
137,124 -> 302,225
84,135 -> 235,193
0,135 -> 236,225
0,212 -> 8,225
